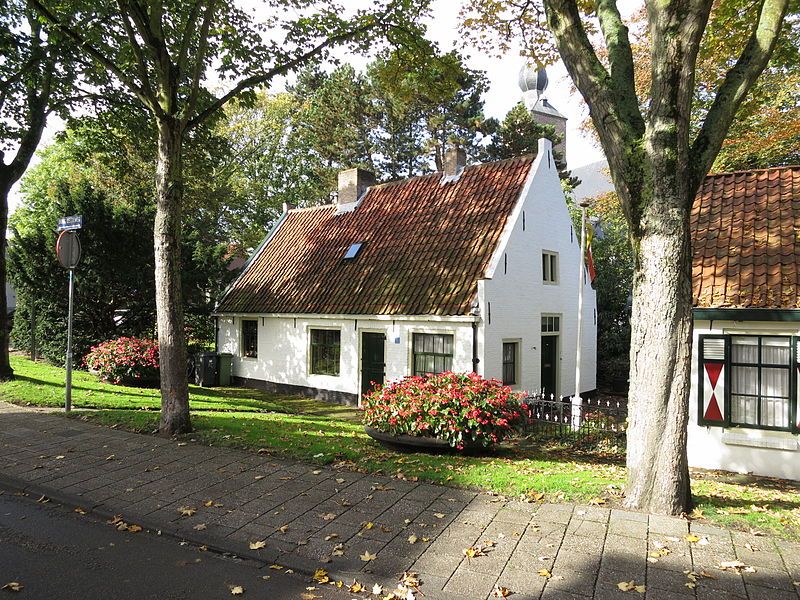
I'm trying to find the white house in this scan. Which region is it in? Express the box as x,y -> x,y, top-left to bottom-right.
214,139 -> 597,405
689,165 -> 800,480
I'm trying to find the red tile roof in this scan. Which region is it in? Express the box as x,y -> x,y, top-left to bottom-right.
217,157 -> 534,316
691,165 -> 800,309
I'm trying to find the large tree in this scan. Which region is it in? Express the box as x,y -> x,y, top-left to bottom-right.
462,0 -> 792,514
32,0 -> 430,436
0,0 -> 75,379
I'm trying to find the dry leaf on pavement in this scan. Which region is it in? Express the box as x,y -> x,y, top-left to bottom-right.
177,506 -> 196,517
360,551 -> 377,562
1,582 -> 23,592
248,540 -> 266,550
229,584 -> 244,595
312,569 -> 329,584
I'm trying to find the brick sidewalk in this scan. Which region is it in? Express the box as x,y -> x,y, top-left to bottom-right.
1,401 -> 798,600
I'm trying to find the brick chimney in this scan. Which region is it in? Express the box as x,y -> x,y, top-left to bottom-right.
443,146 -> 466,178
337,168 -> 375,207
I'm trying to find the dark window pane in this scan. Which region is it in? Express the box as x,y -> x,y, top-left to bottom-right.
310,329 -> 340,376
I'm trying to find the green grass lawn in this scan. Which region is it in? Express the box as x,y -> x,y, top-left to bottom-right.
2,355 -> 798,539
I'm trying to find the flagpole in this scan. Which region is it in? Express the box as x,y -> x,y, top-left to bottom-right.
572,198 -> 591,429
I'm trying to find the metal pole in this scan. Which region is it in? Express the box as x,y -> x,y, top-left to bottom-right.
65,268 -> 74,412
572,202 -> 589,429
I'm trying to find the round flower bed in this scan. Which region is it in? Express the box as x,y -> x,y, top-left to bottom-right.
84,337 -> 160,387
362,371 -> 528,450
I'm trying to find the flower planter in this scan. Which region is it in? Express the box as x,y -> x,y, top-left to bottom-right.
364,426 -> 485,454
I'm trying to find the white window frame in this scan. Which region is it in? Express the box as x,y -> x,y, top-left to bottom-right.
542,250 -> 559,285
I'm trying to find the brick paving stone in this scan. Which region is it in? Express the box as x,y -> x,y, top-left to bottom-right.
544,568 -> 597,597
746,584 -> 800,600
442,568 -> 497,598
608,519 -> 648,538
496,566 -> 548,598
648,515 -> 689,537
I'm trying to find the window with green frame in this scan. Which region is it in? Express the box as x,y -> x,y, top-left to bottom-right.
412,333 -> 453,376
310,329 -> 340,376
698,333 -> 797,432
730,336 -> 791,429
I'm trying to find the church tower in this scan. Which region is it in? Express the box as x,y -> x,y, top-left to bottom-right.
518,65 -> 567,158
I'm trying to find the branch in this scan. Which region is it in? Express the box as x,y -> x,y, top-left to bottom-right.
115,0 -> 157,107
594,0 -> 644,137
182,0 -> 217,125
689,0 -> 790,192
29,0 -> 156,112
186,20 -> 377,130
176,0 -> 203,77
542,0 -> 641,227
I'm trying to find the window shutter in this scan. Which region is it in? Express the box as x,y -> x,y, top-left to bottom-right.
698,335 -> 728,426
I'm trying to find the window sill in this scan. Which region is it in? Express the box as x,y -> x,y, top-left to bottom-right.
721,430 -> 798,451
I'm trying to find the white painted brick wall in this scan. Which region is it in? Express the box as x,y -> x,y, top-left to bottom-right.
688,319 -> 800,480
218,315 -> 474,397
480,140 -> 597,397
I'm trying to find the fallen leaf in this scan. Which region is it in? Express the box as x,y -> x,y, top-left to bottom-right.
311,470 -> 322,475
688,508 -> 704,519
524,490 -> 545,502
177,506 -> 196,517
312,569 -> 329,584
229,585 -> 244,595
204,500 -> 214,507
193,523 -> 207,531
335,478 -> 345,484
268,565 -> 283,570
360,551 -> 377,562
319,513 -> 336,521
744,543 -> 758,552
324,533 -> 338,541
55,455 -> 65,460
300,594 -> 319,600
363,522 -> 375,530
372,583 -> 384,595
277,525 -> 289,533
463,546 -> 485,560
719,561 -> 756,573
537,569 -> 552,578
331,543 -> 345,556
433,513 -> 445,519
105,454 -> 116,461
1,582 -> 23,592
588,497 -> 606,506
348,581 -> 365,593
127,524 -> 143,533
407,535 -> 418,544
74,507 -> 87,515
249,540 -> 266,550
36,495 -> 49,504
684,534 -> 701,543
491,584 -> 511,598
617,580 -> 645,593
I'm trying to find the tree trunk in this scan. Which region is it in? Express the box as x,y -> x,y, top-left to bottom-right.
624,157 -> 694,515
155,119 -> 190,436
0,180 -> 14,380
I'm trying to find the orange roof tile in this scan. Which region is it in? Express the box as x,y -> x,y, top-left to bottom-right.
217,157 -> 534,316
692,165 -> 800,309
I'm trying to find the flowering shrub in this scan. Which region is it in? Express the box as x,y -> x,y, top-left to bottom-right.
84,337 -> 160,385
362,372 -> 528,449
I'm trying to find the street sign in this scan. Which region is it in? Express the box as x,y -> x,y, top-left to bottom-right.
56,230 -> 81,269
57,215 -> 83,232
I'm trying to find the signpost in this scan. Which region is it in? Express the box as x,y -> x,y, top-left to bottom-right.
56,216 -> 83,412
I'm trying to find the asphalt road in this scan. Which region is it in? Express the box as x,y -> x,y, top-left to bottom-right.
0,487 -> 351,600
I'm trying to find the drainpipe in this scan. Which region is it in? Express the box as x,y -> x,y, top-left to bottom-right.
470,300 -> 481,375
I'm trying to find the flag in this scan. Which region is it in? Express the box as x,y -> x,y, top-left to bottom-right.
585,217 -> 603,284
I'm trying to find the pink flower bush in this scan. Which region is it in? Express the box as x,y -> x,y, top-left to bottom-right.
84,337 -> 160,385
362,372 -> 529,449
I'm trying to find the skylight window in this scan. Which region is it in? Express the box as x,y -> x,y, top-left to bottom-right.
343,242 -> 365,260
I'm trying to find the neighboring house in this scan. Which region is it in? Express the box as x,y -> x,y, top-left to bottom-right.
215,139 -> 597,405
689,165 -> 800,480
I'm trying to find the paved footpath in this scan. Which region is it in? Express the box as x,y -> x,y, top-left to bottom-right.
1,401 -> 799,600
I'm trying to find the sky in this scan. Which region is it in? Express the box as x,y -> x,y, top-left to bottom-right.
9,0 -> 619,214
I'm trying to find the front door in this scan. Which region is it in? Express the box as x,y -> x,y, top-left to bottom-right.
361,332 -> 386,398
541,335 -> 558,399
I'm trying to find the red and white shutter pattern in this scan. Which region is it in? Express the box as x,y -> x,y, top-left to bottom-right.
702,338 -> 725,423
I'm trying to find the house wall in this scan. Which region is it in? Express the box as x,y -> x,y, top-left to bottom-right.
479,139 -> 598,398
688,319 -> 800,480
217,314 -> 475,404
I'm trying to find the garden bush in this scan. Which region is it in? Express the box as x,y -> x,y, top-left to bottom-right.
362,372 -> 528,449
84,337 -> 160,385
